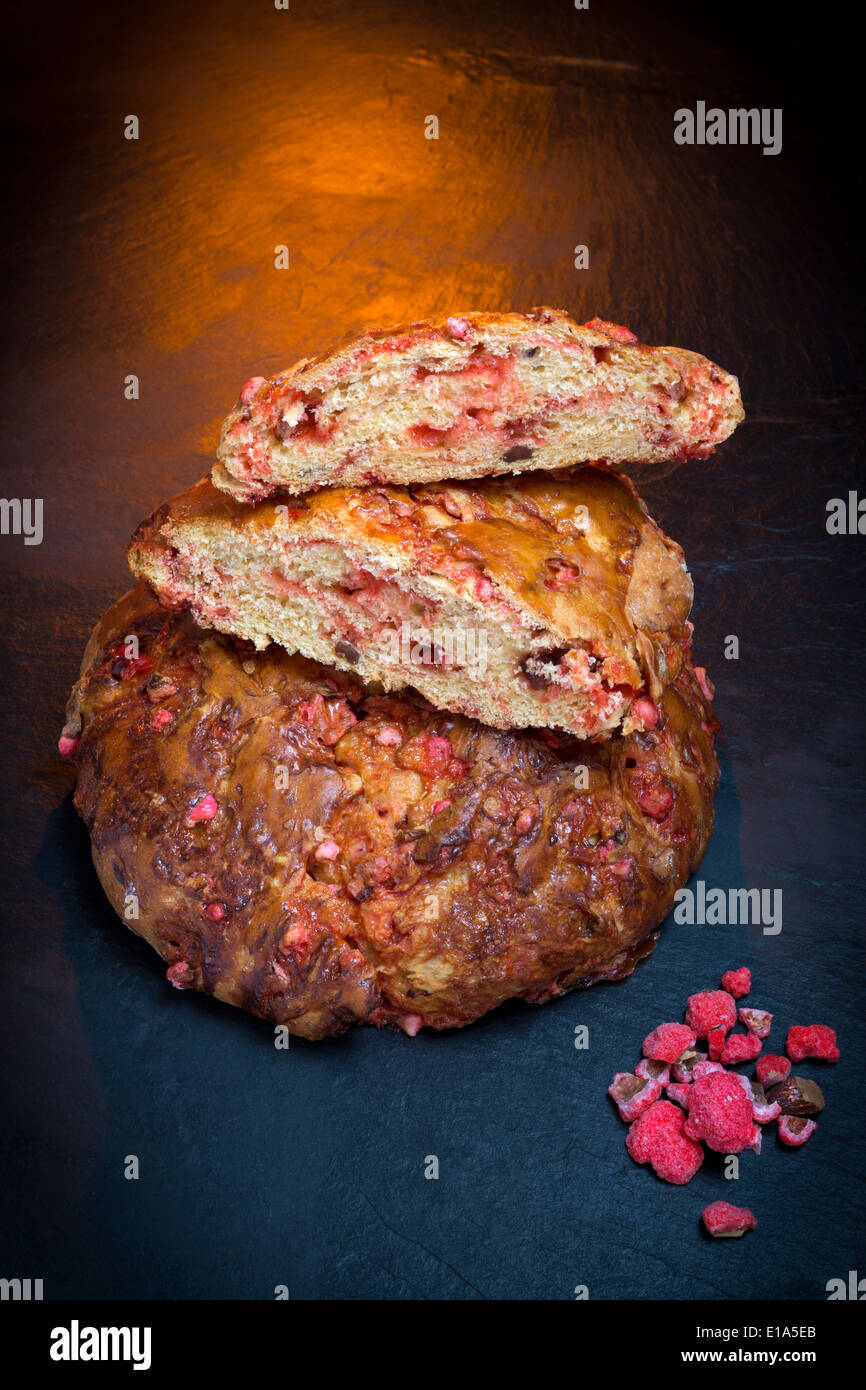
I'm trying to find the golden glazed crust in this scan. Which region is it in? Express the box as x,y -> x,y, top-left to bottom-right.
214,308 -> 744,500
128,465 -> 693,737
61,585 -> 719,1041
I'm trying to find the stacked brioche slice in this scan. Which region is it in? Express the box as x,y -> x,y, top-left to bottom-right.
128,465 -> 692,738
64,310 -> 738,1037
214,309 -> 743,501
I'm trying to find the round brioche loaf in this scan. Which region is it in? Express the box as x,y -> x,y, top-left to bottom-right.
61,584 -> 719,1040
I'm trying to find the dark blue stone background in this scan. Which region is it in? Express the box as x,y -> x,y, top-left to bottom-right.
1,0 -> 863,1299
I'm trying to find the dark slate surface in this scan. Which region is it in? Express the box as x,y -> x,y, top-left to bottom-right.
1,0 -> 863,1300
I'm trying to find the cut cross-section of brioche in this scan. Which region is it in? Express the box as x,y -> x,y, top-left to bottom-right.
213,308 -> 743,501
129,465 -> 693,738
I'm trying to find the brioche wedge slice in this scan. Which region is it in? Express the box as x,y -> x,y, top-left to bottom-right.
213,309 -> 743,501
129,465 -> 693,738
